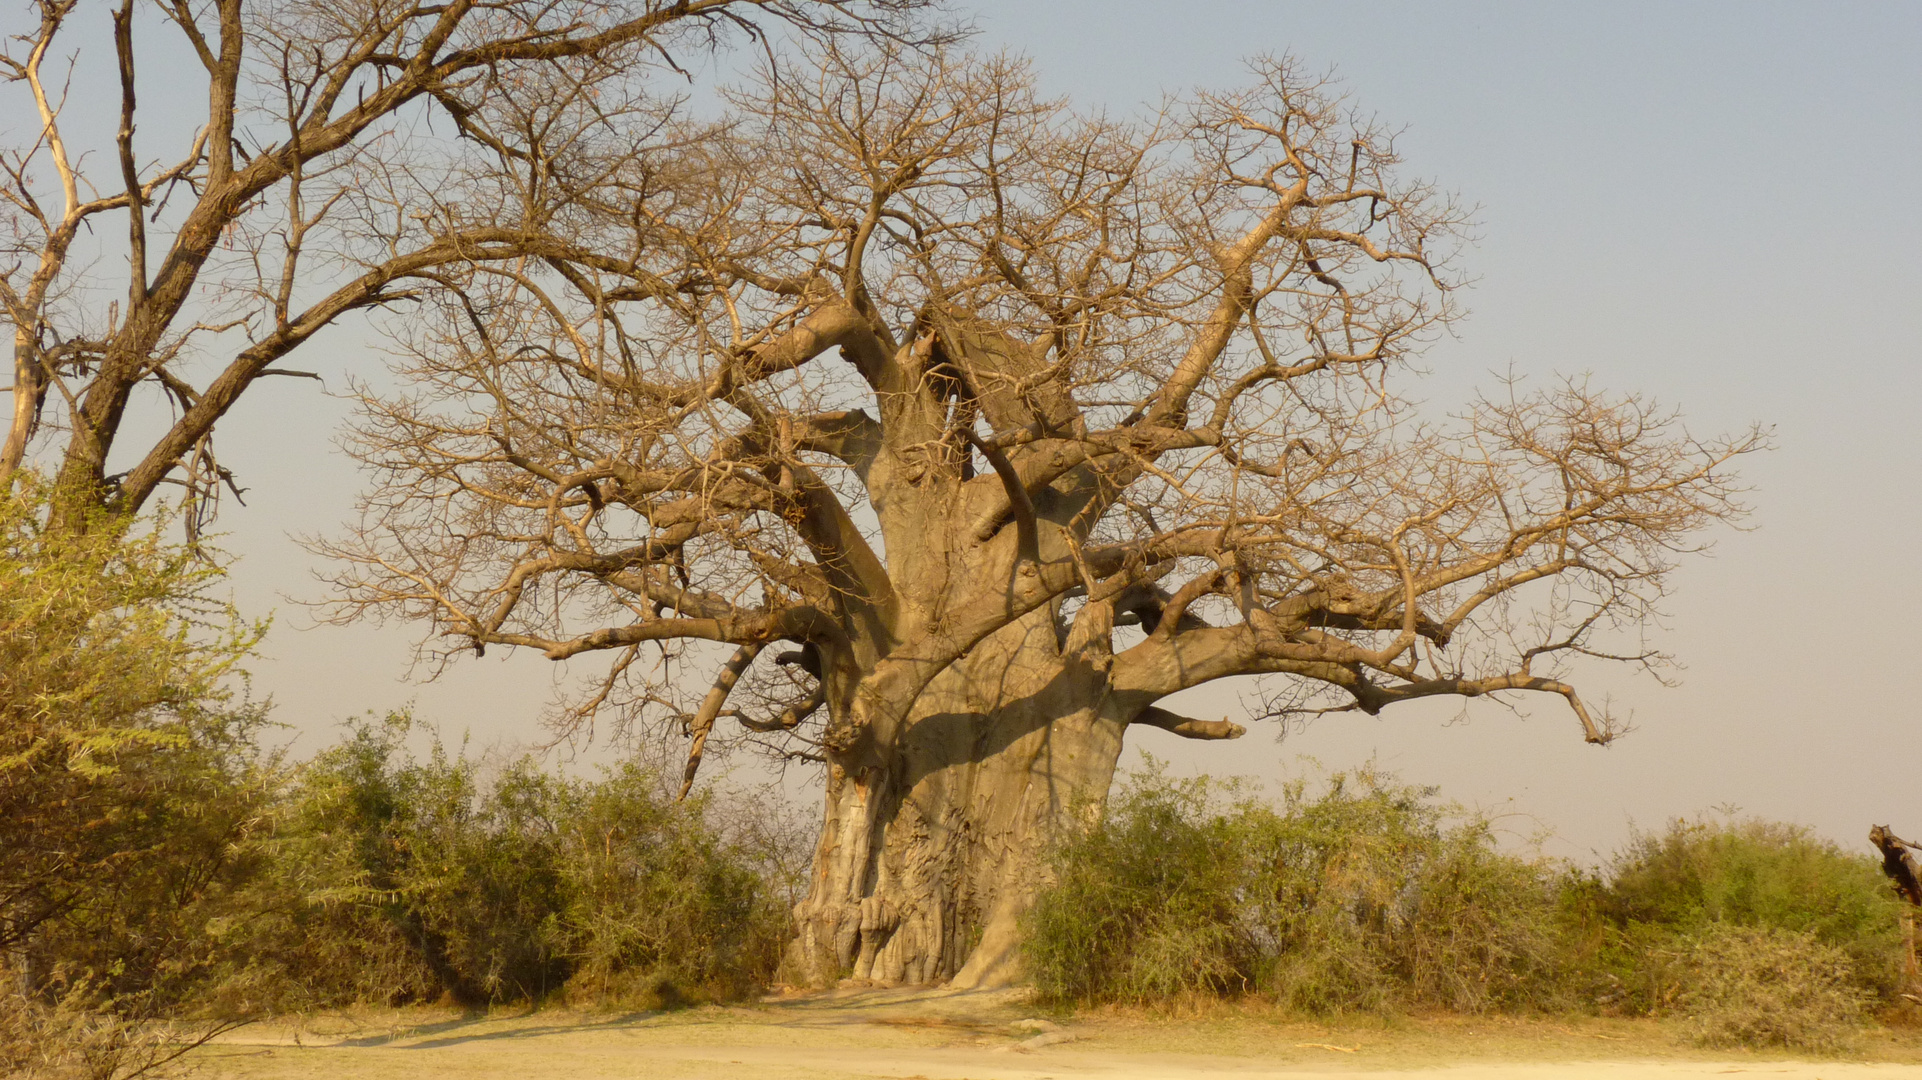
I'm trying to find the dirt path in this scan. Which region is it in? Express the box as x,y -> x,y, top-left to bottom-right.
186,988 -> 1922,1080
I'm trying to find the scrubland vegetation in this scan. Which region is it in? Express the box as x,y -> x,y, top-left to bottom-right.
2,699 -> 803,1077
1026,765 -> 1904,1053
2,478 -> 1914,1078
0,481 -> 797,1078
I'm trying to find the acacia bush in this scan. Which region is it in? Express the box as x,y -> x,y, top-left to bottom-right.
1025,764 -> 1568,1013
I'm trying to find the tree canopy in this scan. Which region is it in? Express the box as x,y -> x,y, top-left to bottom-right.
321,42 -> 1758,762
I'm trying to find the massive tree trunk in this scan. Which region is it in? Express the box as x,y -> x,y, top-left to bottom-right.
776,313 -> 1261,989
787,601 -> 1131,988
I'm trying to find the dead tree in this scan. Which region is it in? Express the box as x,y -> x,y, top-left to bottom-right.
1871,825 -> 1922,990
1871,825 -> 1922,905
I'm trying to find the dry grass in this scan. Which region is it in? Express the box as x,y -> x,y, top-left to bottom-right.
177,990 -> 1922,1080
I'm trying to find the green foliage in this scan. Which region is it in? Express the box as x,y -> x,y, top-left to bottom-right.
1023,771 -> 1258,1005
1404,820 -> 1571,1012
1614,819 -> 1903,986
2,465 -> 799,1025
1572,818 -> 1908,1017
1,475 -> 271,1076
1025,762 -> 1567,1014
243,713 -> 518,1006
1,475 -> 268,957
1675,924 -> 1870,1052
1027,765 -> 1908,1038
244,712 -> 790,1008
1030,757 -> 1914,1022
551,762 -> 786,1005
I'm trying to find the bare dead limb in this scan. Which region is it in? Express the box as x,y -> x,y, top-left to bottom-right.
1,0 -> 938,508
1873,826 -> 1922,906
305,42 -> 1758,763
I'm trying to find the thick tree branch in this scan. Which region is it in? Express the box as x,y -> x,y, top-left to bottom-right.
677,643 -> 763,799
960,425 -> 1038,564
1131,705 -> 1244,740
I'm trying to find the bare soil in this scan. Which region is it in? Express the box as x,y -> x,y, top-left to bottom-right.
186,988 -> 1922,1080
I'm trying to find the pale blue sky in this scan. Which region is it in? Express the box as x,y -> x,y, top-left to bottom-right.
118,1 -> 1922,859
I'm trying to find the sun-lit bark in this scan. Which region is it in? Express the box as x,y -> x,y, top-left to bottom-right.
308,42 -> 1763,986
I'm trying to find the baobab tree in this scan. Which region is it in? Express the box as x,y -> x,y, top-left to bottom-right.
319,42 -> 1762,987
0,0 -> 924,525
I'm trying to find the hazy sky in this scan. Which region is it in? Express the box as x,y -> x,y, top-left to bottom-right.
92,1 -> 1921,861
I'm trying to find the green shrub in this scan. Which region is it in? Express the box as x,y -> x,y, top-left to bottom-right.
1025,762 -> 1567,1013
245,713 -> 788,1008
1,476 -> 275,1079
1676,923 -> 1869,1052
241,713 -> 486,1006
1,474 -> 795,1038
1406,822 -> 1569,1013
1023,770 -> 1257,1004
1,475 -> 269,969
1251,766 -> 1566,1014
1580,818 -> 1907,1012
552,762 -> 788,1005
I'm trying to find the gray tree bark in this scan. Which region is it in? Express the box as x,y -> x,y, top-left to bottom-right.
788,602 -> 1132,988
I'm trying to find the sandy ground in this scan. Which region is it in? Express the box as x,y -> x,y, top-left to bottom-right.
184,988 -> 1922,1080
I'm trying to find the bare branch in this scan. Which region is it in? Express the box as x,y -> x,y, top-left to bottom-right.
678,643 -> 764,799
1132,705 -> 1245,741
